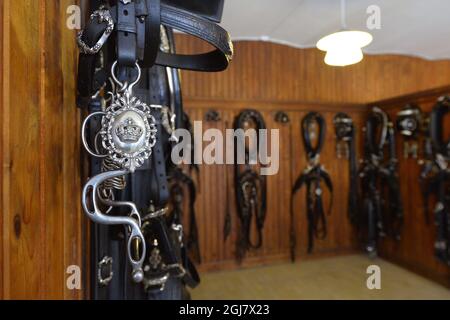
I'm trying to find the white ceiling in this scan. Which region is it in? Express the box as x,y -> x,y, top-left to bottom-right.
220,0 -> 450,60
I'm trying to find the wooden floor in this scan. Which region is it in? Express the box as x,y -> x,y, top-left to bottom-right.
191,255 -> 450,300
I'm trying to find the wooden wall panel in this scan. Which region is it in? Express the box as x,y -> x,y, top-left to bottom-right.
176,37 -> 450,276
1,0 -> 82,300
0,0 -> 5,300
176,36 -> 450,104
185,102 -> 365,271
370,89 -> 450,287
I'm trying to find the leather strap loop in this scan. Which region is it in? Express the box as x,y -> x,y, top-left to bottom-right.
155,3 -> 232,71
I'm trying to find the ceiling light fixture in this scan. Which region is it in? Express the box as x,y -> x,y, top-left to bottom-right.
316,0 -> 373,67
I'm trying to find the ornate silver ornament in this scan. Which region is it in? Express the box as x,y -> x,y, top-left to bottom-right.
77,9 -> 114,55
100,93 -> 157,172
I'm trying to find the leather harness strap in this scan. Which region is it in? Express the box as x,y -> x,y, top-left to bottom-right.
117,1 -> 138,67
156,3 -> 233,71
142,0 -> 161,67
77,1 -> 233,107
423,96 -> 450,265
360,107 -> 403,257
334,113 -> 359,224
291,112 -> 333,260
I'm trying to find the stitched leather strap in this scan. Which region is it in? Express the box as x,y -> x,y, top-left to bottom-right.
155,3 -> 233,71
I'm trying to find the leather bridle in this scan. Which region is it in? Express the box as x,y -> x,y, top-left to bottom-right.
77,0 -> 232,299
360,107 -> 403,257
291,112 -> 333,259
226,109 -> 268,262
421,96 -> 450,265
334,113 -> 359,225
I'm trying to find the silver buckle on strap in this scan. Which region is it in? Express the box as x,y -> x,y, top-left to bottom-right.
77,9 -> 114,55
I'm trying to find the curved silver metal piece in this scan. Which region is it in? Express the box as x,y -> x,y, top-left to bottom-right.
82,170 -> 146,283
111,61 -> 142,96
82,112 -> 108,158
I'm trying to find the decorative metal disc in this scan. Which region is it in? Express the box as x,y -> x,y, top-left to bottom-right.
101,94 -> 157,172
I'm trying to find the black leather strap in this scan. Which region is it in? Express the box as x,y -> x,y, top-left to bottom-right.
142,0 -> 161,68
155,3 -> 232,71
430,97 -> 450,157
76,16 -> 109,106
117,1 -> 137,67
135,0 -> 148,60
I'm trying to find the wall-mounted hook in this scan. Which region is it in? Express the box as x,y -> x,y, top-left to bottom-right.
205,110 -> 221,122
274,111 -> 290,124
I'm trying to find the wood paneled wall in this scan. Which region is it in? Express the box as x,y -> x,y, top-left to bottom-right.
1,0 -> 83,299
186,102 -> 365,271
176,36 -> 450,104
370,89 -> 450,287
177,37 -> 450,276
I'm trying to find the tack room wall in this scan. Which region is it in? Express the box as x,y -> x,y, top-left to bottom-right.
176,35 -> 450,273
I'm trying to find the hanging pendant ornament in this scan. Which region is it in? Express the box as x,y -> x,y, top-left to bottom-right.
101,61 -> 158,172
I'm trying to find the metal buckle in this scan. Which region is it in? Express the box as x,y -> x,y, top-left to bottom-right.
77,10 -> 114,55
142,206 -> 168,222
98,256 -> 114,286
143,273 -> 170,292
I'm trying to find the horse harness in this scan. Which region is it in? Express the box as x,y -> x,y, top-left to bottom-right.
77,0 -> 232,299
225,110 -> 268,262
291,112 -> 333,259
167,166 -> 201,265
334,113 -> 359,225
359,107 -> 403,257
421,96 -> 450,265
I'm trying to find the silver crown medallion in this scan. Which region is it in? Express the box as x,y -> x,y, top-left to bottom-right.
100,61 -> 158,172
101,95 -> 157,172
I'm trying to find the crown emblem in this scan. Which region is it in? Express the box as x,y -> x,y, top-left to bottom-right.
115,117 -> 143,143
